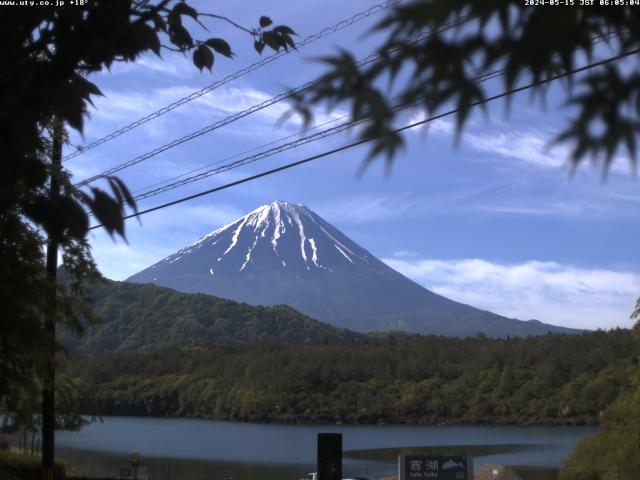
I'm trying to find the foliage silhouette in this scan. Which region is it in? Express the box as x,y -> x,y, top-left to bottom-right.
296,1 -> 640,173
0,0 -> 294,428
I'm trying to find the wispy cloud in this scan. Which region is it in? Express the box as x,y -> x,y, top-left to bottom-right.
317,194 -> 417,223
404,111 -> 455,136
404,112 -> 636,174
80,84 -> 348,147
404,112 -> 568,168
88,83 -> 345,126
479,201 -> 604,217
383,256 -> 640,330
93,54 -> 194,78
467,127 -> 634,174
610,193 -> 640,202
393,250 -> 418,258
465,129 -> 568,169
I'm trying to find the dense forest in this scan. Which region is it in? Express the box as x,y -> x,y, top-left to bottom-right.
66,329 -> 638,425
558,323 -> 640,480
59,280 -> 366,352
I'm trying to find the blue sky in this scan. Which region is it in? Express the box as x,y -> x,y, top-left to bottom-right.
64,0 -> 640,330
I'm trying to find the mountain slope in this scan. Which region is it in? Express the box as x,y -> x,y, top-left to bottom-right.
128,201 -> 576,337
62,280 -> 365,353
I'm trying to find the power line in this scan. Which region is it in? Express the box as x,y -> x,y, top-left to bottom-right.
75,17 -> 472,188
75,17 -> 476,188
130,69 -> 495,202
125,65 -> 503,201
121,33 -> 631,204
131,113 -> 349,195
88,48 -> 640,231
63,0 -> 401,162
132,113 -> 355,200
76,26 -> 613,188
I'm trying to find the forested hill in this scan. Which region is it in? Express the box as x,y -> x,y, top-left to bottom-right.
61,280 -> 365,352
67,329 -> 638,425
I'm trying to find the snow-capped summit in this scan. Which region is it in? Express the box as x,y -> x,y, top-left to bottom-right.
157,200 -> 373,277
128,201 -> 574,337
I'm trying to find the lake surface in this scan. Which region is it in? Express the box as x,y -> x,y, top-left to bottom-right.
54,417 -> 596,479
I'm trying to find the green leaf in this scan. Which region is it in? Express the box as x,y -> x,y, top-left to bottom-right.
205,38 -> 233,58
262,31 -> 283,52
56,196 -> 89,240
88,188 -> 125,238
107,176 -> 138,215
193,44 -> 214,71
73,75 -> 103,98
273,25 -> 296,36
254,39 -> 265,54
173,2 -> 198,20
259,16 -> 273,28
134,23 -> 161,56
151,12 -> 165,31
169,24 -> 193,49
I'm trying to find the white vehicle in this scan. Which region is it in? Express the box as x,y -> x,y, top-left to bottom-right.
302,474 -> 370,480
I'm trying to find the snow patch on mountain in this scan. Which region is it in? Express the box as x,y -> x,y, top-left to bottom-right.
166,200 -> 370,271
308,238 -> 320,267
224,216 -> 248,255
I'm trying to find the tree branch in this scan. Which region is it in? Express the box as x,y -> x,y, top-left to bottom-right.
198,13 -> 254,36
133,0 -> 172,24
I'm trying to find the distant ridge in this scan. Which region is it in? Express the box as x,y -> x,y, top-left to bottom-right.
61,279 -> 365,353
128,201 -> 578,337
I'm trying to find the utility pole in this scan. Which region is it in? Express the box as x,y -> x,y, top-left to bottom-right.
42,117 -> 63,480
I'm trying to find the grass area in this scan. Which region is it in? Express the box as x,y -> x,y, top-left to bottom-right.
0,450 -> 65,480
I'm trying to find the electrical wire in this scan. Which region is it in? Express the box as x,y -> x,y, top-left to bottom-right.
130,113 -> 350,195
76,25 -> 617,188
88,48 -> 640,231
120,31 -> 626,202
130,69 -> 500,202
132,112 -> 353,198
63,0 -> 402,162
75,16 -> 472,187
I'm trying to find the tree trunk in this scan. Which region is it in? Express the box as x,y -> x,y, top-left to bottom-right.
42,117 -> 63,479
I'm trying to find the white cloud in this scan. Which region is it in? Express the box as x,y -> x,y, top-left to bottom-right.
465,129 -> 568,169
403,110 -> 636,175
93,54 -> 194,78
317,194 -> 417,223
466,127 -> 634,174
404,109 -> 571,168
89,84 -> 345,127
405,112 -> 455,136
479,201 -> 604,217
610,193 -> 640,202
135,56 -> 194,77
80,85 -> 349,149
383,256 -> 640,330
393,250 -> 418,258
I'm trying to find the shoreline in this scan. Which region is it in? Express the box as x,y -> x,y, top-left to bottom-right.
78,412 -> 601,428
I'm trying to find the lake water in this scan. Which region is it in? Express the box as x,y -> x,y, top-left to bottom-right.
54,417 -> 596,480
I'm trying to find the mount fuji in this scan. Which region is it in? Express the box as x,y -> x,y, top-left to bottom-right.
127,201 -> 574,337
